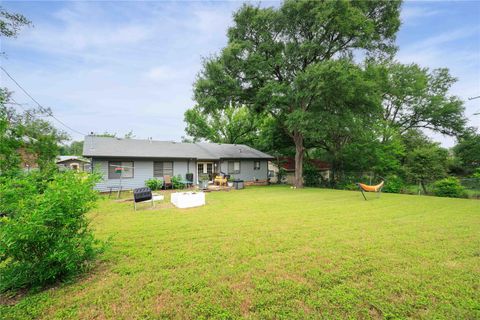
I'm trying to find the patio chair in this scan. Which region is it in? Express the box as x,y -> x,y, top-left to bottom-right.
214,175 -> 227,186
185,173 -> 194,188
163,175 -> 173,189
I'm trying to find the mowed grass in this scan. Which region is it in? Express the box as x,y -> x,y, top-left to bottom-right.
1,186 -> 479,319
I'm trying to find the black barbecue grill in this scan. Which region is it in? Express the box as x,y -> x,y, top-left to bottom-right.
133,187 -> 154,210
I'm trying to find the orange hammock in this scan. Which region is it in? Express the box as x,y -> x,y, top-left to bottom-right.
357,181 -> 384,200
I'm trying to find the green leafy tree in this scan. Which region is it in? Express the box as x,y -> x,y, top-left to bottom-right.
193,0 -> 401,187
293,60 -> 385,179
404,143 -> 448,194
0,89 -> 22,174
184,104 -> 263,145
60,140 -> 84,156
0,6 -> 31,39
21,112 -> 68,170
454,128 -> 480,173
1,88 -> 68,173
379,62 -> 465,139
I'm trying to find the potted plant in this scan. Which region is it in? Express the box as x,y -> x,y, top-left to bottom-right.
227,176 -> 234,187
199,174 -> 209,189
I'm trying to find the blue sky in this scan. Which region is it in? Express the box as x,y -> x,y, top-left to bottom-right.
1,1 -> 479,147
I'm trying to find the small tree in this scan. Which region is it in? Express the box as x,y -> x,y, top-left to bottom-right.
404,144 -> 448,194
454,129 -> 480,174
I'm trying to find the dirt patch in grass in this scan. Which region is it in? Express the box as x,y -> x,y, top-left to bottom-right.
0,289 -> 28,306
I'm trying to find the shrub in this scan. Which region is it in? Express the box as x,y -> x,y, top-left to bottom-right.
383,175 -> 405,193
472,168 -> 480,179
0,170 -> 101,292
276,167 -> 287,184
145,177 -> 163,190
303,162 -> 322,187
341,183 -> 358,191
199,174 -> 209,182
433,177 -> 467,198
335,174 -> 372,191
171,174 -> 184,189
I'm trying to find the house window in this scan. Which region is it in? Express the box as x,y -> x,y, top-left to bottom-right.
228,161 -> 240,174
108,161 -> 134,179
154,161 -> 174,177
254,161 -> 261,170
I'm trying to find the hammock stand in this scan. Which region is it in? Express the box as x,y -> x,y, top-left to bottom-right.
357,181 -> 384,200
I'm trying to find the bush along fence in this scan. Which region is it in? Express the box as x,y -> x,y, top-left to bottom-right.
301,169 -> 480,199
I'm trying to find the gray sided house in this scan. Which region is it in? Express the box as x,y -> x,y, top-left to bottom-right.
83,136 -> 273,191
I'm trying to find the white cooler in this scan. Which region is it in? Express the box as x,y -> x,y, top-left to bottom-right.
170,192 -> 205,208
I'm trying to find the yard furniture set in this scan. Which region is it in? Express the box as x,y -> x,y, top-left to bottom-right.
133,186 -> 205,210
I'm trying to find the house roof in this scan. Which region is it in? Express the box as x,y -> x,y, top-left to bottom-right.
56,156 -> 90,163
82,136 -> 273,160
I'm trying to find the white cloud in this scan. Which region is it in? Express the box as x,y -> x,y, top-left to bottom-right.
145,66 -> 177,81
401,6 -> 441,24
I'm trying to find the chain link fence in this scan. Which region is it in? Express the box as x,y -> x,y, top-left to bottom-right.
460,178 -> 480,199
309,171 -> 480,199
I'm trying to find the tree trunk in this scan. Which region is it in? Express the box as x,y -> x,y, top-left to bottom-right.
420,181 -> 428,195
293,130 -> 304,188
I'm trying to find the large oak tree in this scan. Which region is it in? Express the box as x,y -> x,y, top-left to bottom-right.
193,0 -> 401,187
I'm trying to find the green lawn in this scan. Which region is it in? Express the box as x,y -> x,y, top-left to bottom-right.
1,186 -> 479,319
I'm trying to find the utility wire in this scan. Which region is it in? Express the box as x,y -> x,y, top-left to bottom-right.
1,66 -> 88,136
7,97 -> 50,117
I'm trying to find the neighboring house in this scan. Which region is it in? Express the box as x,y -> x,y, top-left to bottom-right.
82,136 -> 273,191
269,157 -> 331,184
19,147 -> 38,171
19,136 -> 38,171
56,156 -> 91,171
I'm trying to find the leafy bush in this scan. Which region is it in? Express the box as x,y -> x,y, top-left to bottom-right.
303,162 -> 322,187
171,174 -> 184,189
383,175 -> 405,193
433,177 -> 467,198
145,177 -> 163,190
341,183 -> 358,191
199,174 -> 209,182
275,167 -> 286,184
472,168 -> 480,179
335,173 -> 372,190
0,170 -> 101,292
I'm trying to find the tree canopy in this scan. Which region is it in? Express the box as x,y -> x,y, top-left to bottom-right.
192,0 -> 402,187
379,62 -> 465,139
184,104 -> 264,145
0,6 -> 31,39
0,88 -> 67,174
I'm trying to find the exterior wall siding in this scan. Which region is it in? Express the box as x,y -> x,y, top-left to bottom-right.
219,159 -> 268,181
91,158 -> 196,192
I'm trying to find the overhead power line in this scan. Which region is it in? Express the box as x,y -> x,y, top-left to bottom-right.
1,66 -> 88,136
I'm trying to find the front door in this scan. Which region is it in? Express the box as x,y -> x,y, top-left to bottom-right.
197,162 -> 214,181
